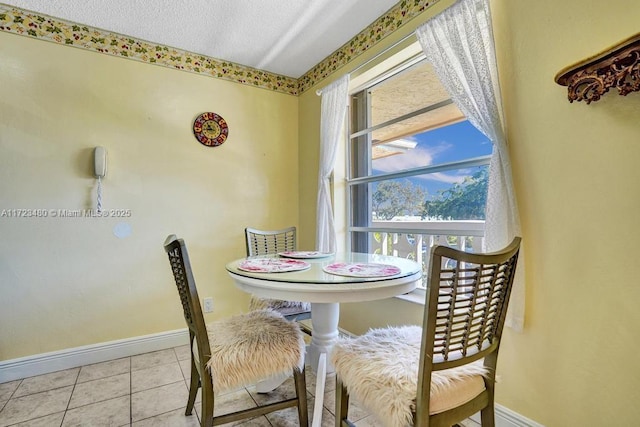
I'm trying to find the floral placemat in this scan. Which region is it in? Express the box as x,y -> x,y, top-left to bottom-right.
238,258 -> 311,273
323,262 -> 401,278
278,251 -> 333,259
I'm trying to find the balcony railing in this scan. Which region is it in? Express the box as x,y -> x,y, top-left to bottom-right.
368,220 -> 485,288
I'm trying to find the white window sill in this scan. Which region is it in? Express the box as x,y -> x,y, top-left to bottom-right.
394,289 -> 426,305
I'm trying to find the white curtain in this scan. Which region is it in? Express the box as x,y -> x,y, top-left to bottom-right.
316,75 -> 350,253
416,0 -> 525,331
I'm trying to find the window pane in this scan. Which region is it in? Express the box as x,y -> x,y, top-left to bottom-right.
424,165 -> 488,220
371,102 -> 464,146
370,61 -> 457,127
371,178 -> 427,220
371,121 -> 492,175
366,165 -> 488,222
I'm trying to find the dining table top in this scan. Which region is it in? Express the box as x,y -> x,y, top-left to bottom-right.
225,251 -> 423,303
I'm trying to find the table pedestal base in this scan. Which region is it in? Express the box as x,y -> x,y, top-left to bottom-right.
306,302 -> 339,374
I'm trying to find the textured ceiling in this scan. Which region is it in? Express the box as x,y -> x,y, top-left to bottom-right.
2,0 -> 399,78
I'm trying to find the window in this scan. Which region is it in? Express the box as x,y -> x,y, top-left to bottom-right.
347,55 -> 492,288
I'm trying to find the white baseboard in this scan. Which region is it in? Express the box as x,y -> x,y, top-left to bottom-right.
469,404 -> 545,427
0,328 -> 189,383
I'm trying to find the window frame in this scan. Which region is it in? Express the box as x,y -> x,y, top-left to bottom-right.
345,53 -> 492,291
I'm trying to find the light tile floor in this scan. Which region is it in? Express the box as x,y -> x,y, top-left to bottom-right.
0,345 -> 480,427
0,345 -> 387,427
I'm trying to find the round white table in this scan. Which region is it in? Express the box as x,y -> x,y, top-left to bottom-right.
226,252 -> 421,427
226,252 -> 421,371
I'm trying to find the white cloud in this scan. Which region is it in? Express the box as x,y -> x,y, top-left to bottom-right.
372,146 -> 434,172
422,172 -> 466,184
372,141 -> 452,172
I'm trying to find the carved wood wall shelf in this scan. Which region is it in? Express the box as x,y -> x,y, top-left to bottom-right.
555,33 -> 640,104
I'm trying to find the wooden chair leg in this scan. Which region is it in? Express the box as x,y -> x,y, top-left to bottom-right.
293,367 -> 309,426
480,405 -> 495,427
200,381 -> 214,427
481,365 -> 496,427
335,376 -> 350,427
185,358 -> 199,415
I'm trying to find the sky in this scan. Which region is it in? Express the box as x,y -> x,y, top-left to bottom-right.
371,120 -> 493,199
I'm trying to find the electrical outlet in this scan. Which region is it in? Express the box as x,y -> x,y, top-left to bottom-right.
203,297 -> 213,313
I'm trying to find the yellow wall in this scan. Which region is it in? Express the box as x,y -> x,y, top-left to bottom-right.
299,0 -> 640,426
0,31 -> 299,359
492,0 -> 640,425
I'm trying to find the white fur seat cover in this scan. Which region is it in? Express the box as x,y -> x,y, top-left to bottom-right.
331,326 -> 488,427
203,309 -> 305,392
249,295 -> 311,312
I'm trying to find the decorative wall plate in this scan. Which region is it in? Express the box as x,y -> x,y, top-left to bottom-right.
193,112 -> 229,147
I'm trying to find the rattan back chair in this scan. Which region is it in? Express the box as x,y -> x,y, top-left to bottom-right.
244,227 -> 312,333
245,226 -> 297,256
164,235 -> 308,427
332,237 -> 521,427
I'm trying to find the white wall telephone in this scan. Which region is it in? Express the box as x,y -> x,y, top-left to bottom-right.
94,147 -> 107,212
94,146 -> 107,178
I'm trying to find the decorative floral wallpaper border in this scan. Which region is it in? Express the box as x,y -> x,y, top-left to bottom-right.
0,5 -> 299,95
0,1 -> 439,96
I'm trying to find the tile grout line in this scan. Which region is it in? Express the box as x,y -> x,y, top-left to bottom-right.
0,378 -> 22,417
58,368 -> 80,427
